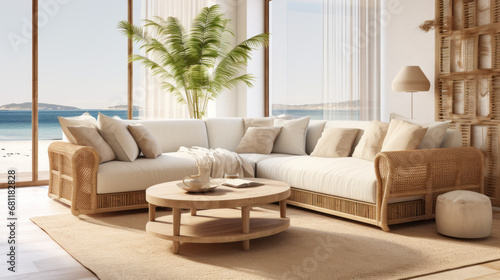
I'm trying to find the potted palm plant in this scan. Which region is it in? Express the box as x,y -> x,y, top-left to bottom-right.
118,4 -> 269,119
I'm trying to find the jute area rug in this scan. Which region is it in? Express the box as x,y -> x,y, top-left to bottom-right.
31,205 -> 500,280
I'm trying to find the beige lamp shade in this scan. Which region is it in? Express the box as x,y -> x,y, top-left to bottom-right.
392,66 -> 431,92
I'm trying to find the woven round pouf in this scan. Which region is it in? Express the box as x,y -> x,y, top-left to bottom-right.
436,190 -> 492,238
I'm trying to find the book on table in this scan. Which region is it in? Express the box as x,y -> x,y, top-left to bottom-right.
222,179 -> 263,188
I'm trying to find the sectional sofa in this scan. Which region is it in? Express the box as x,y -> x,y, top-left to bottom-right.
47,117 -> 484,231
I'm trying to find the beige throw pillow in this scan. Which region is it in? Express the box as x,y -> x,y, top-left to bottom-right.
243,117 -> 274,132
390,113 -> 449,149
127,124 -> 162,159
235,127 -> 281,154
311,128 -> 359,158
352,121 -> 390,161
58,112 -> 97,144
381,119 -> 428,151
272,116 -> 310,155
67,125 -> 116,163
97,113 -> 140,162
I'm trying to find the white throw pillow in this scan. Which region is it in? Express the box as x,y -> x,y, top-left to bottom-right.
67,125 -> 116,163
311,128 -> 359,158
97,113 -> 139,162
390,113 -> 449,149
352,121 -> 389,161
381,119 -> 428,151
272,116 -> 310,155
58,112 -> 97,144
235,127 -> 281,154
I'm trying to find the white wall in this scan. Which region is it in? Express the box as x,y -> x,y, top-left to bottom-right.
381,0 -> 435,122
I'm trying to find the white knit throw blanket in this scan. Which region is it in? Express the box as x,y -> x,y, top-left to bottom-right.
178,146 -> 254,178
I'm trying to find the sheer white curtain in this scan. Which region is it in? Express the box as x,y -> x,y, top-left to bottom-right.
140,0 -> 216,119
322,0 -> 380,120
270,0 -> 380,121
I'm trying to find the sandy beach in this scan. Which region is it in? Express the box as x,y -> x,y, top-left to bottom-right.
0,140 -> 56,181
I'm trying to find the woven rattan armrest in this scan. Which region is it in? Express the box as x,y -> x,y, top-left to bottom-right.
374,147 -> 484,231
47,141 -> 99,215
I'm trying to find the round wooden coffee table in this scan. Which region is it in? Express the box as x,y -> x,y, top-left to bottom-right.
146,178 -> 290,254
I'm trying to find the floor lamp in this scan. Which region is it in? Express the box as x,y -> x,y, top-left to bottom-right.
392,66 -> 431,119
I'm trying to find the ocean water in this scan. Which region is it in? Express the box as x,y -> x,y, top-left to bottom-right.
0,110 -> 138,141
0,109 -> 357,141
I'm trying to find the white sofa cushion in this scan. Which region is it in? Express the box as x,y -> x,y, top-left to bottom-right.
352,121 -> 389,161
273,116 -> 310,155
205,118 -> 244,151
381,119 -> 428,151
311,128 -> 360,158
243,117 -> 274,132
390,113 -> 450,149
257,156 -> 377,203
306,120 -> 327,155
131,119 -> 209,153
97,113 -> 140,162
239,153 -> 292,164
67,125 -> 116,163
238,153 -> 292,176
58,112 -> 97,144
97,152 -> 198,194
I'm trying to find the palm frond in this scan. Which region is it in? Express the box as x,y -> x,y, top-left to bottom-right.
118,4 -> 269,119
188,5 -> 226,68
117,20 -> 152,45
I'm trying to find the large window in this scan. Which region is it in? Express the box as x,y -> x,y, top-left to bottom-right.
0,0 -> 134,186
38,0 -> 129,180
270,0 -> 381,121
0,0 -> 33,183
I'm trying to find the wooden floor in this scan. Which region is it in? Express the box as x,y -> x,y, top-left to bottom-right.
1,186 -> 499,280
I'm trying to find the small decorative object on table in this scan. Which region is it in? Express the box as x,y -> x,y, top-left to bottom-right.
180,155 -> 216,192
223,179 -> 263,188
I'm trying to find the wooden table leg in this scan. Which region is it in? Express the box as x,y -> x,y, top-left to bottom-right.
172,208 -> 181,254
149,203 -> 156,221
190,208 -> 197,216
279,200 -> 287,218
241,206 -> 250,251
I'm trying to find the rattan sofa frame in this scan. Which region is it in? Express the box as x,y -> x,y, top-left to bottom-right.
48,142 -> 484,231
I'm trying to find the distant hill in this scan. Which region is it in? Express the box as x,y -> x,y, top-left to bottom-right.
106,105 -> 139,111
0,102 -> 81,110
272,99 -> 360,110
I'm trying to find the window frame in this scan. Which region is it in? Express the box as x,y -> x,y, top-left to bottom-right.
0,0 -> 134,188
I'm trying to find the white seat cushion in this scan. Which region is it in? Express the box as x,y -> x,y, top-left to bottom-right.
239,153 -> 293,176
238,153 -> 293,164
257,156 -> 377,203
97,152 -> 198,194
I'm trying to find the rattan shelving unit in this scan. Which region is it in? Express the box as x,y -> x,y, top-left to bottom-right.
435,0 -> 500,206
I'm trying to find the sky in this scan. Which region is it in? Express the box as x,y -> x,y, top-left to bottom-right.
1,0 -> 327,109
0,0 -> 130,109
